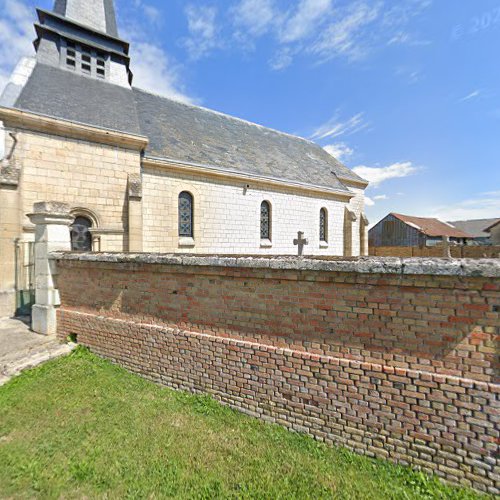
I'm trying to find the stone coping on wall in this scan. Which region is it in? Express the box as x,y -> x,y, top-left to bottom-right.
50,252 -> 500,278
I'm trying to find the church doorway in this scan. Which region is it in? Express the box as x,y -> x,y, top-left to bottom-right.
71,216 -> 93,252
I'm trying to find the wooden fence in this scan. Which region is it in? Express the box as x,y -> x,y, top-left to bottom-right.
369,245 -> 500,259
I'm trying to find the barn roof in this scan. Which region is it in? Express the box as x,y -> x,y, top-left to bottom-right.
391,213 -> 472,238
448,218 -> 500,239
485,219 -> 500,232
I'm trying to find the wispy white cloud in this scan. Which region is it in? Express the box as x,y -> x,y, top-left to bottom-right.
225,0 -> 431,69
365,194 -> 389,207
280,0 -> 332,44
459,89 -> 481,102
429,191 -> 500,221
231,0 -> 278,38
395,66 -> 423,84
364,193 -> 388,209
143,5 -> 161,25
310,112 -> 368,141
122,19 -> 196,103
323,142 -> 354,161
387,31 -> 431,47
269,47 -> 294,71
132,0 -> 162,26
365,196 -> 375,207
352,161 -> 419,186
183,4 -> 221,60
0,0 -> 35,95
129,41 -> 195,103
383,0 -> 432,28
309,2 -> 381,62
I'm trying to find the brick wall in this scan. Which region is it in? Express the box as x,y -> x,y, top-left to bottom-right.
54,254 -> 499,494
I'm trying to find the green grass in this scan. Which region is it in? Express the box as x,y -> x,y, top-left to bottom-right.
0,348 -> 489,499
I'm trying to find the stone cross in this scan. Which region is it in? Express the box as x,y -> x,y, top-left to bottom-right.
293,231 -> 309,257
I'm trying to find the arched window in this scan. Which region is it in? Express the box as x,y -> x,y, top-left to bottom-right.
260,201 -> 271,240
320,208 -> 328,243
71,216 -> 93,252
179,191 -> 194,237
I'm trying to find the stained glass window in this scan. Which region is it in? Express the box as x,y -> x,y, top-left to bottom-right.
260,201 -> 271,240
71,216 -> 92,252
179,192 -> 194,237
320,208 -> 327,242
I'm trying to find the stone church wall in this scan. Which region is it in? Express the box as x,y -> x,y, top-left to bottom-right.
8,127 -> 141,250
53,253 -> 499,494
142,166 -> 363,256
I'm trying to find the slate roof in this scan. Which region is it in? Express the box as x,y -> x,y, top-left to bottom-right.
14,64 -> 141,135
11,63 -> 366,193
133,89 -> 363,192
448,219 -> 500,239
392,213 -> 472,238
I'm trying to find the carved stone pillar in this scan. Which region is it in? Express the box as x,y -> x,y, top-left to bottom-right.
27,202 -> 73,336
127,173 -> 143,252
344,208 -> 357,257
360,214 -> 369,257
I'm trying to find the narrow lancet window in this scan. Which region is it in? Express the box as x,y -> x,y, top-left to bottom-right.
179,192 -> 194,237
260,201 -> 271,240
320,208 -> 328,243
71,216 -> 93,252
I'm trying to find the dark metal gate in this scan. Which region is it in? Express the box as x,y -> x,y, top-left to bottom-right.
15,240 -> 35,317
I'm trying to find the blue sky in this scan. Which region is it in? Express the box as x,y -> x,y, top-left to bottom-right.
1,0 -> 499,224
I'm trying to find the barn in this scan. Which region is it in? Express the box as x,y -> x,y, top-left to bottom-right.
369,213 -> 472,248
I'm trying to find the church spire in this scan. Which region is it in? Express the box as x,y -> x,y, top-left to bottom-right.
33,0 -> 133,86
52,0 -> 119,38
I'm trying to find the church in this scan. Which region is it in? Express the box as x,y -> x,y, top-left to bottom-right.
0,0 -> 369,317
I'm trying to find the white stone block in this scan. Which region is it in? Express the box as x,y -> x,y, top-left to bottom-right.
32,305 -> 58,337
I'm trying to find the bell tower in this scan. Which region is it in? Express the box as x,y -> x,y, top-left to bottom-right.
33,0 -> 133,87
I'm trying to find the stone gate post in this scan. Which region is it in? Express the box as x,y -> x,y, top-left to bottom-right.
27,202 -> 73,336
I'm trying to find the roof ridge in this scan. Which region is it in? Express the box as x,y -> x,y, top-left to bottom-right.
392,212 -> 439,220
449,218 -> 500,223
